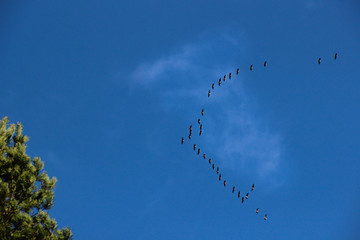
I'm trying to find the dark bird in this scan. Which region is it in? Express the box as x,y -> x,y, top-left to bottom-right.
193,144 -> 196,151
218,78 -> 221,86
232,186 -> 235,193
250,65 -> 253,71
189,125 -> 192,131
219,174 -> 222,181
223,75 -> 226,82
223,180 -> 226,187
212,164 -> 215,169
208,90 -> 211,97
264,214 -> 267,220
318,58 -> 321,64
188,134 -> 191,140
242,197 -> 244,203
181,137 -> 184,144
238,191 -> 240,198
200,124 -> 203,130
251,184 -> 254,191
199,130 -> 202,136
256,208 -> 259,214
197,149 -> 200,155
229,73 -> 232,79
203,153 -> 206,159
201,109 -> 204,116
198,119 -> 201,124
264,61 -> 267,67
209,158 -> 212,164
335,53 -> 338,60
245,193 -> 249,199
212,83 -> 214,89
236,68 -> 239,75
216,167 -> 219,174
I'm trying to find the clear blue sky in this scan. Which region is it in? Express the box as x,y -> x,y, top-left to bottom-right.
1,1 -> 360,239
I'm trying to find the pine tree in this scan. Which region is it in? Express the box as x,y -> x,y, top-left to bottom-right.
0,117 -> 72,239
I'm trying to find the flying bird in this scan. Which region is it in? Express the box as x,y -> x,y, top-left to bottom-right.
242,197 -> 244,203
203,153 -> 206,159
216,167 -> 219,174
199,130 -> 202,136
318,58 -> 321,64
181,137 -> 184,144
201,109 -> 204,116
193,144 -> 196,151
189,125 -> 192,131
198,119 -> 201,124
251,184 -> 254,191
238,191 -> 240,198
236,68 -> 239,75
256,208 -> 259,214
212,164 -> 215,169
264,61 -> 267,67
223,180 -> 226,187
218,78 -> 221,86
245,193 -> 249,199
212,83 -> 215,89
208,90 -> 211,97
223,75 -> 226,82
200,124 -> 203,130
264,214 -> 267,220
188,134 -> 191,140
229,73 -> 232,79
197,149 -> 200,155
232,186 -> 235,193
335,53 -> 338,60
219,174 -> 222,181
208,158 -> 212,164
250,65 -> 253,71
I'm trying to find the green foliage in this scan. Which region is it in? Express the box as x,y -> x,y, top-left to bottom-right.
0,117 -> 72,240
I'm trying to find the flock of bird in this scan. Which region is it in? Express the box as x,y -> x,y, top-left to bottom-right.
180,52 -> 339,221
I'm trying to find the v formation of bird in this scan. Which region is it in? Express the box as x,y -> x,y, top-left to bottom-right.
180,53 -> 339,221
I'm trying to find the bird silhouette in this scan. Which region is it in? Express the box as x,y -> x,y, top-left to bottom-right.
223,75 -> 226,82
223,180 -> 226,187
218,78 -> 221,86
212,83 -> 215,89
197,149 -> 200,155
216,167 -> 219,174
201,109 -> 204,116
245,193 -> 249,199
189,125 -> 192,131
229,73 -> 232,79
181,137 -> 184,144
242,197 -> 244,203
264,61 -> 267,67
200,124 -> 203,130
236,68 -> 239,75
208,90 -> 211,97
212,164 -> 215,169
251,184 -> 254,191
232,186 -> 235,193
193,144 -> 196,151
188,134 -> 191,140
256,208 -> 259,214
250,65 -> 253,71
199,130 -> 202,136
318,58 -> 321,64
203,153 -> 206,159
335,53 -> 338,60
198,119 -> 201,124
219,174 -> 222,181
238,191 -> 240,198
208,158 -> 212,164
264,214 -> 267,220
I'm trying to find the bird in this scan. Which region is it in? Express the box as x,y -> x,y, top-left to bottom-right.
199,130 -> 202,136
232,186 -> 235,193
188,134 -> 191,140
198,119 -> 201,124
223,180 -> 226,187
208,90 -> 211,97
197,149 -> 200,155
181,137 -> 184,144
203,153 -> 206,159
218,78 -> 221,86
189,125 -> 192,131
212,83 -> 214,89
219,174 -> 222,181
264,61 -> 267,67
250,65 -> 253,71
208,158 -> 212,164
251,184 -> 254,191
318,58 -> 321,64
223,75 -> 226,82
236,68 -> 239,75
245,193 -> 249,199
335,53 -> 338,60
238,191 -> 240,198
193,144 -> 196,151
229,73 -> 232,79
256,208 -> 259,214
216,167 -> 219,174
200,124 -> 203,130
201,109 -> 204,116
264,214 -> 267,220
212,164 -> 215,169
242,197 -> 244,203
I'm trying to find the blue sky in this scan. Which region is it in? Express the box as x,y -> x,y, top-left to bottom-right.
1,0 -> 360,239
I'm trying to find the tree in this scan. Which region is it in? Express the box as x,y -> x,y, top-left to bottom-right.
0,117 -> 72,239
